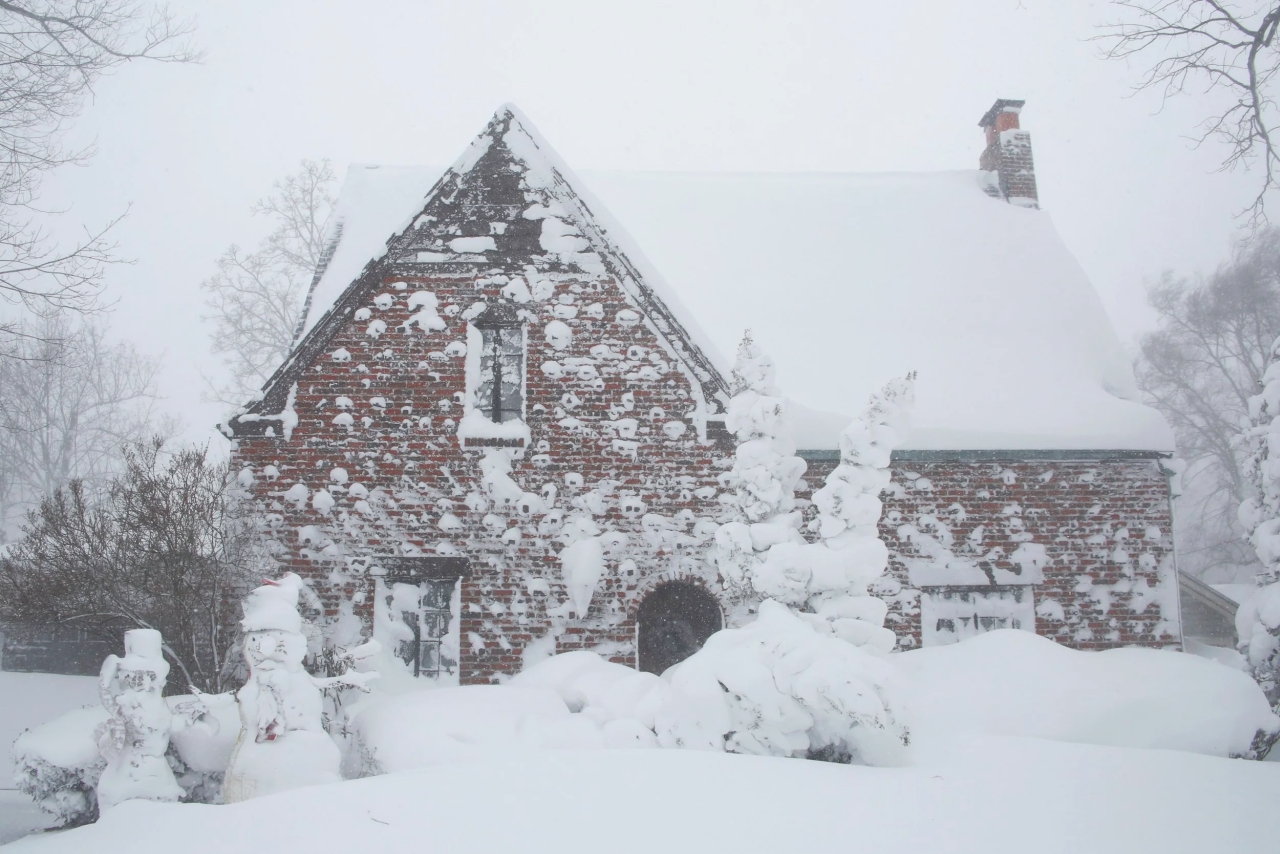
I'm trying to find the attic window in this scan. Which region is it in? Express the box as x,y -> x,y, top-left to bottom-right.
474,305 -> 524,423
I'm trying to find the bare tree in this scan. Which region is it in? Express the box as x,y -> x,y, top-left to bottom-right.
1136,228 -> 1280,579
1099,1 -> 1280,224
0,1 -> 196,326
203,159 -> 337,406
0,312 -> 161,540
0,441 -> 262,693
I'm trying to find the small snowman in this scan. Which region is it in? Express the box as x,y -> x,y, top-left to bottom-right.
223,573 -> 372,802
95,629 -> 184,811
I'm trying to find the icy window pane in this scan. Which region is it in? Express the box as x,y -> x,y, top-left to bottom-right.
477,325 -> 524,422
920,585 -> 1035,647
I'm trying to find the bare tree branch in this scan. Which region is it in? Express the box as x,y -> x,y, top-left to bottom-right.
202,159 -> 336,407
1098,1 -> 1280,225
0,1 -> 197,322
0,311 -> 163,540
0,441 -> 263,693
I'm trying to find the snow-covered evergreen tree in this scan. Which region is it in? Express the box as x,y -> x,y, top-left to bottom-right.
804,372 -> 916,649
1238,334 -> 1280,718
698,334 -> 914,763
715,333 -> 914,652
714,332 -> 808,600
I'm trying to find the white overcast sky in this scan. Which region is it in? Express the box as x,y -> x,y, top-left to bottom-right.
34,0 -> 1262,447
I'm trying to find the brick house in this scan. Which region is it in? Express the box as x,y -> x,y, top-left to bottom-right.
224,100 -> 1181,685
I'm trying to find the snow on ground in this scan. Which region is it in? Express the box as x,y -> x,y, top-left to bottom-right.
0,790 -> 52,847
896,629 -> 1276,759
7,740 -> 1280,854
0,673 -> 97,785
5,632 -> 1279,850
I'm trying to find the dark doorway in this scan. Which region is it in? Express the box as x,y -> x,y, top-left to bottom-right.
637,581 -> 722,675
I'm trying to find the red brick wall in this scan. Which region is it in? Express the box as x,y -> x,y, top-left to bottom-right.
231,269 -> 732,683
800,457 -> 1179,651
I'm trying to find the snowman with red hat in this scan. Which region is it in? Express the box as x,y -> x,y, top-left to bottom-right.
223,573 -> 374,802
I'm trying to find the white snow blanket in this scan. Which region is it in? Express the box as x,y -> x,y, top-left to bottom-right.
896,629 -> 1278,758
354,685 -> 608,771
348,630 -> 1273,769
6,745 -> 1279,854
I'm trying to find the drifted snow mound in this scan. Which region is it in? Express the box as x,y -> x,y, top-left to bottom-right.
896,629 -> 1280,758
10,746 -> 1280,854
510,651 -> 670,747
352,685 -> 605,772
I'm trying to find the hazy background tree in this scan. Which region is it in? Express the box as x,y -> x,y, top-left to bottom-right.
0,1 -> 196,330
1136,227 -> 1280,580
0,312 -> 161,541
1100,1 -> 1280,223
0,441 -> 261,692
202,159 -> 337,406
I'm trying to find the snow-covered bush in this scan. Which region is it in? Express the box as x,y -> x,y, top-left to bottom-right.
699,335 -> 915,763
12,689 -> 239,826
896,628 -> 1280,760
655,600 -> 909,764
12,706 -> 109,826
512,649 -> 671,746
714,335 -> 807,599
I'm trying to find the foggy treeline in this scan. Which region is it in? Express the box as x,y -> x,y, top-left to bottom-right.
1136,229 -> 1280,583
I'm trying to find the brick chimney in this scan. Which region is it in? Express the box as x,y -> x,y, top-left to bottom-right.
978,98 -> 1038,208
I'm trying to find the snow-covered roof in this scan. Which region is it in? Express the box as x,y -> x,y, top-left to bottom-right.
299,107 -> 1173,452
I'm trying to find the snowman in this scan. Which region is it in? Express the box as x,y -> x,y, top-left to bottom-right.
95,629 -> 184,811
223,573 -> 372,802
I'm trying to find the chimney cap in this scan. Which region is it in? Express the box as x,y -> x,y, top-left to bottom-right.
978,99 -> 1026,128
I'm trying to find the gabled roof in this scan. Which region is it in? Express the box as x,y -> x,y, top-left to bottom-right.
241,105 -> 1174,452
584,170 -> 1174,452
230,106 -> 729,434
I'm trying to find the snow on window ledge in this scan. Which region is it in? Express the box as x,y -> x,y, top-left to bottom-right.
457,409 -> 530,448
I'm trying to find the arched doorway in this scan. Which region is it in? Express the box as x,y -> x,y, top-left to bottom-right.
637,581 -> 723,675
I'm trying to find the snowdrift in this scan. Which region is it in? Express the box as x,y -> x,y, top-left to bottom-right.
349,629 -> 1275,772
8,743 -> 1280,854
896,629 -> 1278,758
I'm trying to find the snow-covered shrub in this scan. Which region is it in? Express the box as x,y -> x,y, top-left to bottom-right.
655,600 -> 909,764
167,692 -> 241,803
511,650 -> 671,746
896,628 -> 1280,759
701,336 -> 914,764
13,706 -> 109,826
12,688 -> 241,825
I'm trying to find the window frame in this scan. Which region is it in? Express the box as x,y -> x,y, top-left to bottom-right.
469,302 -> 526,425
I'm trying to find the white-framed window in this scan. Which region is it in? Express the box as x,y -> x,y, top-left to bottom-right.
475,323 -> 524,423
920,585 -> 1035,647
